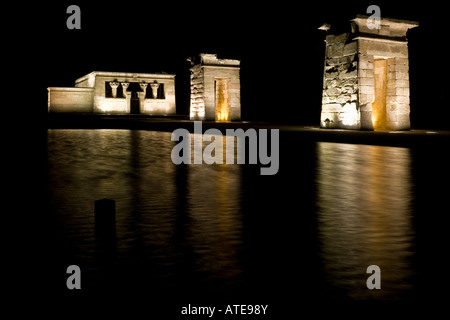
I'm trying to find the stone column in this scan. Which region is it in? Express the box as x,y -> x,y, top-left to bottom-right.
121,82 -> 129,98
121,82 -> 131,113
139,82 -> 148,113
150,81 -> 160,99
109,81 -> 119,98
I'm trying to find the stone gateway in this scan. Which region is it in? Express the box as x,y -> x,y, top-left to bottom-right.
319,15 -> 418,130
188,53 -> 241,121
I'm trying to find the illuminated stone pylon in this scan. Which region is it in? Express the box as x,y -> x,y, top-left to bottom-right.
188,53 -> 241,121
319,15 -> 418,130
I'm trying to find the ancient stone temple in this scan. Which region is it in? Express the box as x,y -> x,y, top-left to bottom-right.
48,71 -> 176,115
189,53 -> 241,121
320,15 -> 418,130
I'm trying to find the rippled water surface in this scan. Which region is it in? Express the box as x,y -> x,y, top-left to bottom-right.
316,143 -> 414,299
45,129 -> 448,304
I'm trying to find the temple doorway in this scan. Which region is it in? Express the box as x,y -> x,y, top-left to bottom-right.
372,59 -> 388,130
130,91 -> 140,114
215,78 -> 230,121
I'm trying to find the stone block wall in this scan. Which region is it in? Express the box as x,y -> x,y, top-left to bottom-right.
321,33 -> 360,129
357,48 -> 375,130
386,57 -> 411,130
190,64 -> 205,119
47,87 -> 94,113
142,99 -> 170,115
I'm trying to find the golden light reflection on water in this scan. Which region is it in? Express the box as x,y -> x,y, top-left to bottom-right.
47,130 -> 243,292
187,135 -> 243,288
316,142 -> 415,299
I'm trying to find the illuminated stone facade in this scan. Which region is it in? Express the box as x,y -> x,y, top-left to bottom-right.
189,54 -> 241,121
48,71 -> 176,115
320,15 -> 418,130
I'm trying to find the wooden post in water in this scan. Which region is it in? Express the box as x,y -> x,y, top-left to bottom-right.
94,198 -> 116,255
95,198 -> 116,229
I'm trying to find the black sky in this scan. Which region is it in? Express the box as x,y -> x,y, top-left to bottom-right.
12,0 -> 450,129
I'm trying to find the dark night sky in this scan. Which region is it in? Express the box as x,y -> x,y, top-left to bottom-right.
11,0 -> 450,129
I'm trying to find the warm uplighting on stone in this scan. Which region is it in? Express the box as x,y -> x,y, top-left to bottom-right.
320,15 -> 418,130
216,110 -> 229,122
215,78 -> 230,121
48,71 -> 176,115
189,54 -> 241,121
372,59 -> 388,130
